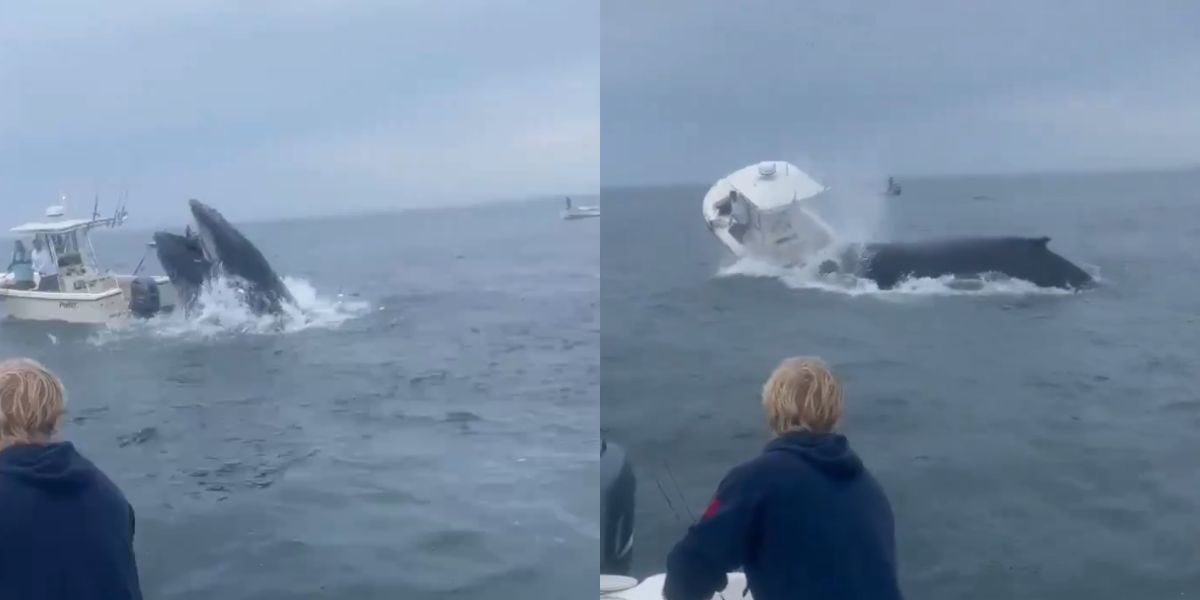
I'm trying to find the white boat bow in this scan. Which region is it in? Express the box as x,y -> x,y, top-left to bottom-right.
601,572 -> 750,599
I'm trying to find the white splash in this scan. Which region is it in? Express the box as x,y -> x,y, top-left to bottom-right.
716,254 -> 1076,298
91,275 -> 370,344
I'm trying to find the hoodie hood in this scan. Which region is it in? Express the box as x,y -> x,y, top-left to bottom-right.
764,431 -> 864,479
0,442 -> 95,491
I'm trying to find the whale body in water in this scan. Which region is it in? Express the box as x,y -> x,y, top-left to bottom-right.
821,236 -> 1094,290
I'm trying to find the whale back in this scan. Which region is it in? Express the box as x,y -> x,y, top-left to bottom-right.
860,236 -> 1092,289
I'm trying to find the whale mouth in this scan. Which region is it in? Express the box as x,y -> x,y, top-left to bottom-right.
188,199 -> 223,266
151,199 -> 296,316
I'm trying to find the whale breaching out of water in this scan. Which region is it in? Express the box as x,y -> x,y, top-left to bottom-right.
154,199 -> 296,316
702,161 -> 1094,290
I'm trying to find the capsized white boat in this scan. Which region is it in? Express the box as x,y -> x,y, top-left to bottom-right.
702,161 -> 836,266
601,572 -> 751,599
0,203 -> 177,325
561,196 -> 600,220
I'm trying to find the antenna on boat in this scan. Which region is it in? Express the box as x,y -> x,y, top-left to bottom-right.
112,201 -> 127,228
105,188 -> 128,229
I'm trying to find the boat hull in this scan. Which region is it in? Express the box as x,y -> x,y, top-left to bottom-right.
0,276 -> 177,325
562,208 -> 601,220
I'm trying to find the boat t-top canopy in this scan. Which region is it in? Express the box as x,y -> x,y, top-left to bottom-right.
9,202 -> 128,236
5,203 -> 131,281
10,218 -> 106,235
720,160 -> 827,211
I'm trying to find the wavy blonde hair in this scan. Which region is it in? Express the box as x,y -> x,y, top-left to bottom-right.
0,358 -> 66,447
762,356 -> 842,435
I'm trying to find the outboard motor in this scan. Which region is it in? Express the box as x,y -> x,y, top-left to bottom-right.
601,438 -> 636,575
128,276 -> 161,319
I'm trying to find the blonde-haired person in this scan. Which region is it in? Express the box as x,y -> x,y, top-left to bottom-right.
663,357 -> 903,600
0,359 -> 144,600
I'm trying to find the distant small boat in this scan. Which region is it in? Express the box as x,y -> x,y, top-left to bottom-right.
885,176 -> 902,196
561,196 -> 599,220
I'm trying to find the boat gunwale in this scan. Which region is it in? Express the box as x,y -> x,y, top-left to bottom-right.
0,287 -> 125,302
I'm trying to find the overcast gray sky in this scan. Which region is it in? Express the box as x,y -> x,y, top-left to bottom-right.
1,1 -> 597,226
602,0 -> 1200,186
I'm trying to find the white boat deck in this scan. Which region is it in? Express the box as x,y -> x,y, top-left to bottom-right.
601,573 -> 750,599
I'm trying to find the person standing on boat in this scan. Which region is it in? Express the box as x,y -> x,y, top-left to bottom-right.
0,359 -> 144,600
724,191 -> 751,244
662,357 -> 904,600
5,240 -> 35,290
714,190 -> 735,217
31,237 -> 59,292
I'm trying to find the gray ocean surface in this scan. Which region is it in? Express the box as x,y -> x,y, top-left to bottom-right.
601,170 -> 1200,598
0,198 -> 599,599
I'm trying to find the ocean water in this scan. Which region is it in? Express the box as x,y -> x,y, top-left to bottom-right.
601,170 -> 1200,598
0,198 -> 599,599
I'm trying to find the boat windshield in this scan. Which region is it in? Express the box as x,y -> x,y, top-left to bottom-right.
41,231 -> 85,267
730,194 -> 752,224
9,240 -> 30,266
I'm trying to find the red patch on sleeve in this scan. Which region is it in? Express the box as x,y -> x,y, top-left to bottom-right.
701,498 -> 721,520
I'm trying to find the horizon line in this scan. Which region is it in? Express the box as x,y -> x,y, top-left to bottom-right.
599,163 -> 1200,191
2,191 -> 601,235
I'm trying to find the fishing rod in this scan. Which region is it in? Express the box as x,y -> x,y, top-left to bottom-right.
663,463 -> 696,522
655,462 -> 729,600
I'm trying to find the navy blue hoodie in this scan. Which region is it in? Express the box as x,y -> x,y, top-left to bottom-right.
0,442 -> 143,600
663,431 -> 903,600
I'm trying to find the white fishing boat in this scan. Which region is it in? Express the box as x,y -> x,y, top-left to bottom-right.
561,196 -> 600,220
885,176 -> 902,196
601,572 -> 750,599
701,161 -> 836,266
0,203 -> 177,325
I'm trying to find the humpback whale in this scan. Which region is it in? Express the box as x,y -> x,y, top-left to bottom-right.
822,236 -> 1094,290
154,199 -> 295,316
152,230 -> 210,313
